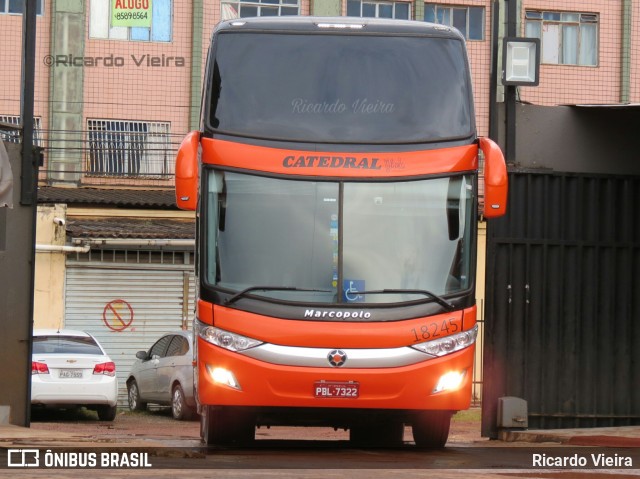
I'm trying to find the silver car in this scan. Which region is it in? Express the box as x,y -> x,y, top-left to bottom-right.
126,331 -> 196,420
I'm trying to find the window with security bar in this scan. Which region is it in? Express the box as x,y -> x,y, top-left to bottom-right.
347,1 -> 410,20
425,4 -> 484,41
0,0 -> 44,15
221,0 -> 299,21
87,119 -> 172,178
0,115 -> 42,145
525,11 -> 598,66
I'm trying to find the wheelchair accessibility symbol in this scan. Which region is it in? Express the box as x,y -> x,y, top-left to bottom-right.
343,279 -> 365,303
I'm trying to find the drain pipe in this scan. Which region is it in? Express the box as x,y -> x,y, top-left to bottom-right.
81,239 -> 195,248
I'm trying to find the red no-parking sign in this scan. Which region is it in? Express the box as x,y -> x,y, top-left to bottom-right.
102,299 -> 134,331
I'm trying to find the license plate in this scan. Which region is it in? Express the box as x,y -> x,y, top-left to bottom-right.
59,369 -> 83,379
314,381 -> 359,398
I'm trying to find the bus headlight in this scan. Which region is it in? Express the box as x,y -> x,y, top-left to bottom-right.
410,324 -> 478,357
198,324 -> 263,352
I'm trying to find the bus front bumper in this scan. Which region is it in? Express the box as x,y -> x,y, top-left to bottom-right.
196,337 -> 474,412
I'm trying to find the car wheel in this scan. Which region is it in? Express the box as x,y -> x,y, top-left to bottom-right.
171,384 -> 191,420
97,405 -> 117,421
127,380 -> 147,412
411,411 -> 452,448
201,406 -> 255,446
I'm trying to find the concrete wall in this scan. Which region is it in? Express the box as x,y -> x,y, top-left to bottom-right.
513,104 -> 640,175
311,0 -> 341,16
47,0 -> 86,184
34,204 -> 67,329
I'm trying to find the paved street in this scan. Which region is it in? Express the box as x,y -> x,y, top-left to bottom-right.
1,408 -> 638,478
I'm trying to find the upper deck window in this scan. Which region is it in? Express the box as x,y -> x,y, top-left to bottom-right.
207,32 -> 474,144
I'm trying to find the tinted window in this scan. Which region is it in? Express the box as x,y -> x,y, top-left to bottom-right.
149,335 -> 172,358
205,171 -> 476,306
208,32 -> 473,144
166,336 -> 189,357
33,336 -> 103,355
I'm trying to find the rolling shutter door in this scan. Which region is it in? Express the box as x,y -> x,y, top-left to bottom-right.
64,265 -> 195,406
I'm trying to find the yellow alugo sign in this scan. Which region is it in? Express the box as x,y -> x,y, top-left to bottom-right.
111,0 -> 152,28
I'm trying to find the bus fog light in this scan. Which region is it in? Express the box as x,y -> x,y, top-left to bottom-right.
433,370 -> 466,393
207,365 -> 241,390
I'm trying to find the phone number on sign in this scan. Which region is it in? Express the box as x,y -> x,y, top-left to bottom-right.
115,11 -> 149,20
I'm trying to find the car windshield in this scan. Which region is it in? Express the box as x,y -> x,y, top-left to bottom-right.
207,32 -> 473,143
32,336 -> 103,355
204,170 -> 475,309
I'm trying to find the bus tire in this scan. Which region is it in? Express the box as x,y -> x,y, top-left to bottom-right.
201,406 -> 255,447
411,411 -> 452,448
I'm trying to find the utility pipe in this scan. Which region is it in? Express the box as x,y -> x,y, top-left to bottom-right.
36,244 -> 90,253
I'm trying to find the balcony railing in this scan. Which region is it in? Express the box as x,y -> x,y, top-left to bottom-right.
1,119 -> 185,187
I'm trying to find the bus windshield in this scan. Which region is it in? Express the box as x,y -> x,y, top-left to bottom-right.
205,170 -> 475,308
207,32 -> 474,144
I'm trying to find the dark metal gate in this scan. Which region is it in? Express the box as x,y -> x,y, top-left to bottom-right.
482,171 -> 640,438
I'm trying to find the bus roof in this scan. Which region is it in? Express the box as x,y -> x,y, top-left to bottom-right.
214,16 -> 465,41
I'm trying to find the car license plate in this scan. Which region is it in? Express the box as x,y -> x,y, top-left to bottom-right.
59,369 -> 83,379
314,381 -> 359,398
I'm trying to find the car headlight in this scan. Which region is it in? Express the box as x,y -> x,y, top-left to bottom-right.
410,324 -> 478,357
198,323 -> 263,352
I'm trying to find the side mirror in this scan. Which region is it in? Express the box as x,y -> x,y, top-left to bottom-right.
135,351 -> 148,360
175,131 -> 200,211
479,137 -> 508,218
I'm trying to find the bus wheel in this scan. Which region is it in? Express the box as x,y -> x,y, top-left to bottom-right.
411,411 -> 452,448
201,406 -> 255,447
350,420 -> 404,447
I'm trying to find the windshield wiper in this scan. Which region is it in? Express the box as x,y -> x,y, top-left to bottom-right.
225,286 -> 332,305
355,289 -> 455,311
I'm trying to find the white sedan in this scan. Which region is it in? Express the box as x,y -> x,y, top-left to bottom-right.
31,329 -> 118,421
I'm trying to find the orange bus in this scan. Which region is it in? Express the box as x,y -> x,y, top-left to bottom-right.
175,16 -> 507,448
